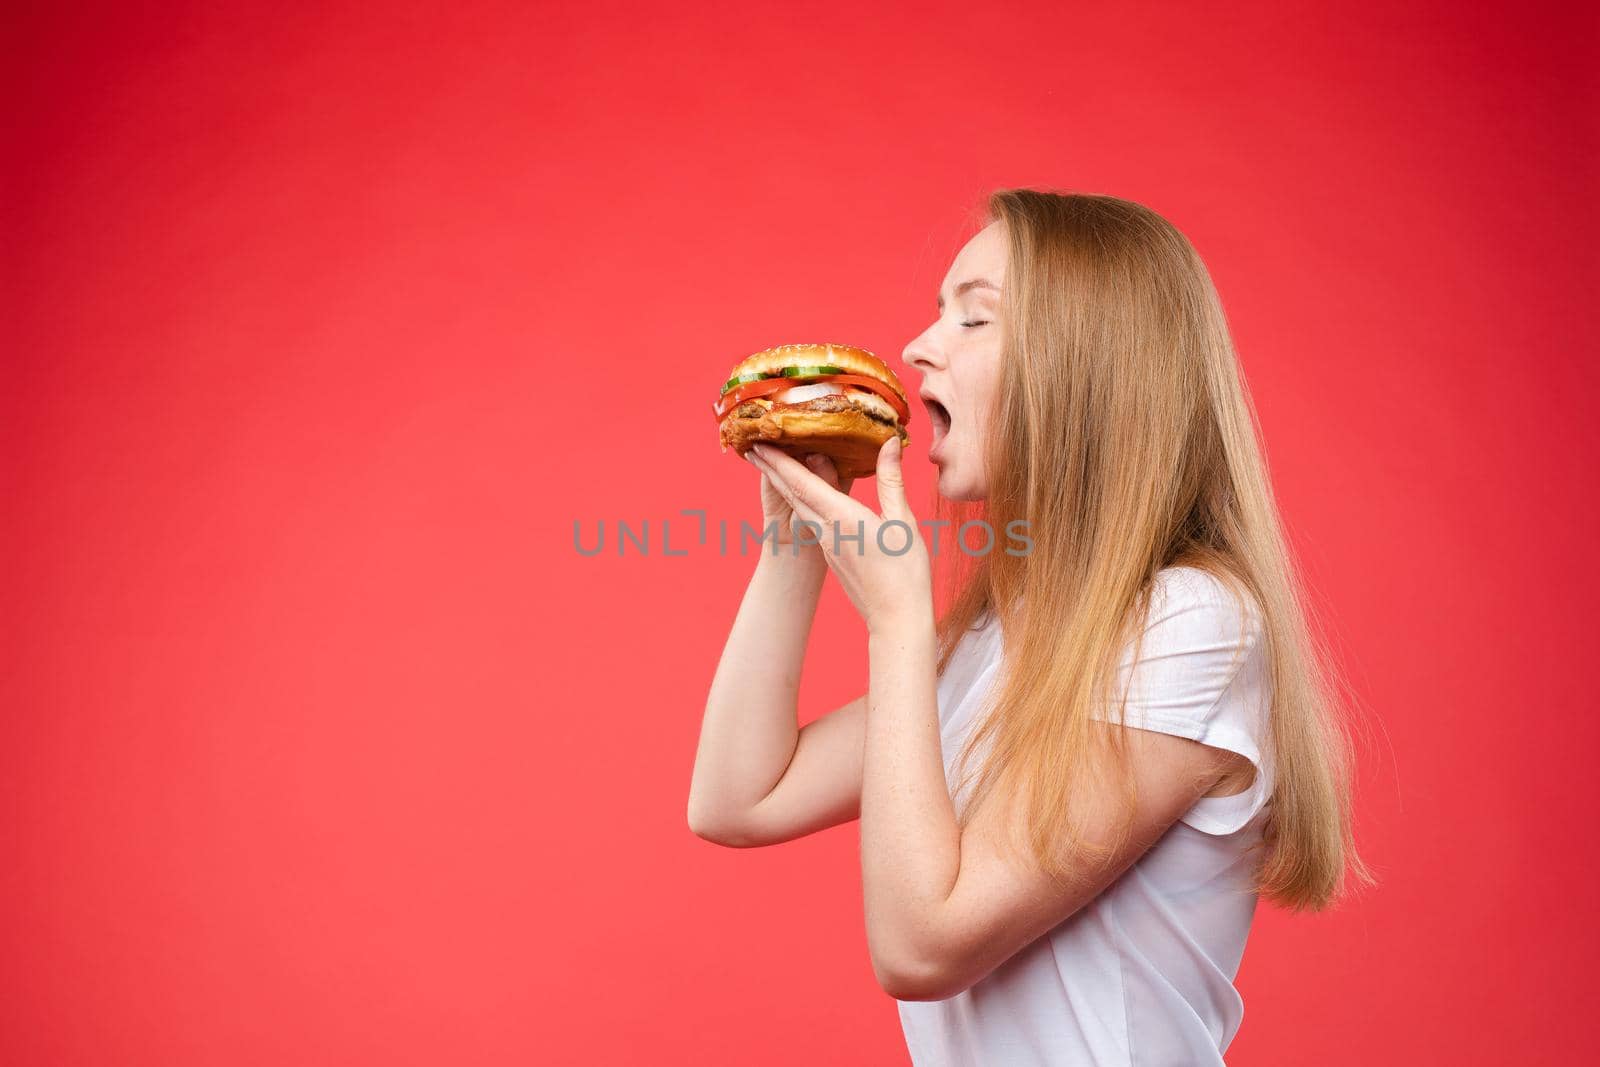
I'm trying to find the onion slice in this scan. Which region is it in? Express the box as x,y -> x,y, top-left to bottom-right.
769,382 -> 845,405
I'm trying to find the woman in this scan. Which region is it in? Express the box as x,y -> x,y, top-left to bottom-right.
687,189 -> 1368,1065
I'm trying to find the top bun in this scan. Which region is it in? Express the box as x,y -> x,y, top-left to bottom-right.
725,343 -> 908,404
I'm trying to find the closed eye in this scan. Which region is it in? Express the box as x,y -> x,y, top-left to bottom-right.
960,320 -> 990,329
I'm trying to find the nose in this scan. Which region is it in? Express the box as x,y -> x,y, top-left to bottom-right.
902,325 -> 943,373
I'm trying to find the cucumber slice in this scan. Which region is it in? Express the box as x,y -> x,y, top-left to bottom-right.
720,371 -> 768,395
720,364 -> 845,394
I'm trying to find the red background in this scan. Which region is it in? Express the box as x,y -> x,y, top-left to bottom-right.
6,2 -> 1596,1063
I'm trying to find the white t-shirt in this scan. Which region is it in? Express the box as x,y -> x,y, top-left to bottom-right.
897,565 -> 1275,1067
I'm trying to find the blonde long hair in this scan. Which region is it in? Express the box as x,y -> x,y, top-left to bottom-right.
935,189 -> 1370,910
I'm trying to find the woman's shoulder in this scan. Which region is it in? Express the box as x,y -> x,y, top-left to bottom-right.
1147,565 -> 1263,643
1151,563 -> 1250,604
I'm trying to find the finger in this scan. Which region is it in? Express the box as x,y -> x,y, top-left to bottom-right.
875,436 -> 911,519
804,452 -> 842,489
753,443 -> 856,523
746,452 -> 774,490
806,454 -> 857,497
748,449 -> 827,528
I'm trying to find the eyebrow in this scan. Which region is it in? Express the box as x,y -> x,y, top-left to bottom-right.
936,277 -> 1001,310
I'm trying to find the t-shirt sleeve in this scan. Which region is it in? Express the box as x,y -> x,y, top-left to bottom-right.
1096,568 -> 1274,836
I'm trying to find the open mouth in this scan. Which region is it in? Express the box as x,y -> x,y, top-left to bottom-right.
924,397 -> 952,447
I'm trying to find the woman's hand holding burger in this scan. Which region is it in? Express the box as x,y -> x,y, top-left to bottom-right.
746,436 -> 933,637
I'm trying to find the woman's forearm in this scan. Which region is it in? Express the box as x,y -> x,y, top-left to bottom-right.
859,604 -> 960,980
688,549 -> 829,832
728,438 -> 956,982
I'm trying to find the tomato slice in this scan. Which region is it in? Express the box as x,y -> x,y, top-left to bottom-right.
711,373 -> 910,424
711,378 -> 794,420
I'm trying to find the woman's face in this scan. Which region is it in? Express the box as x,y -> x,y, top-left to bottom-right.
903,220 -> 1007,501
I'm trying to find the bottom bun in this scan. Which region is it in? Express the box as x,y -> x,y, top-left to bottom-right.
721,406 -> 906,481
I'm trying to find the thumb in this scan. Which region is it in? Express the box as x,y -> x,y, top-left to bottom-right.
876,435 -> 910,518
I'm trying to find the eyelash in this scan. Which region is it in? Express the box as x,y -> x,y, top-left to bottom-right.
960,320 -> 990,329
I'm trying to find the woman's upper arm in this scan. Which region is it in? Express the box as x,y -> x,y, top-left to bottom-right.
715,693 -> 867,847
887,724 -> 1233,999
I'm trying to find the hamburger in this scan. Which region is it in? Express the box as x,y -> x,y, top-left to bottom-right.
713,343 -> 911,481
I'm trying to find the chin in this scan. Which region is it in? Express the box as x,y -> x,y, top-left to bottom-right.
935,464 -> 987,502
